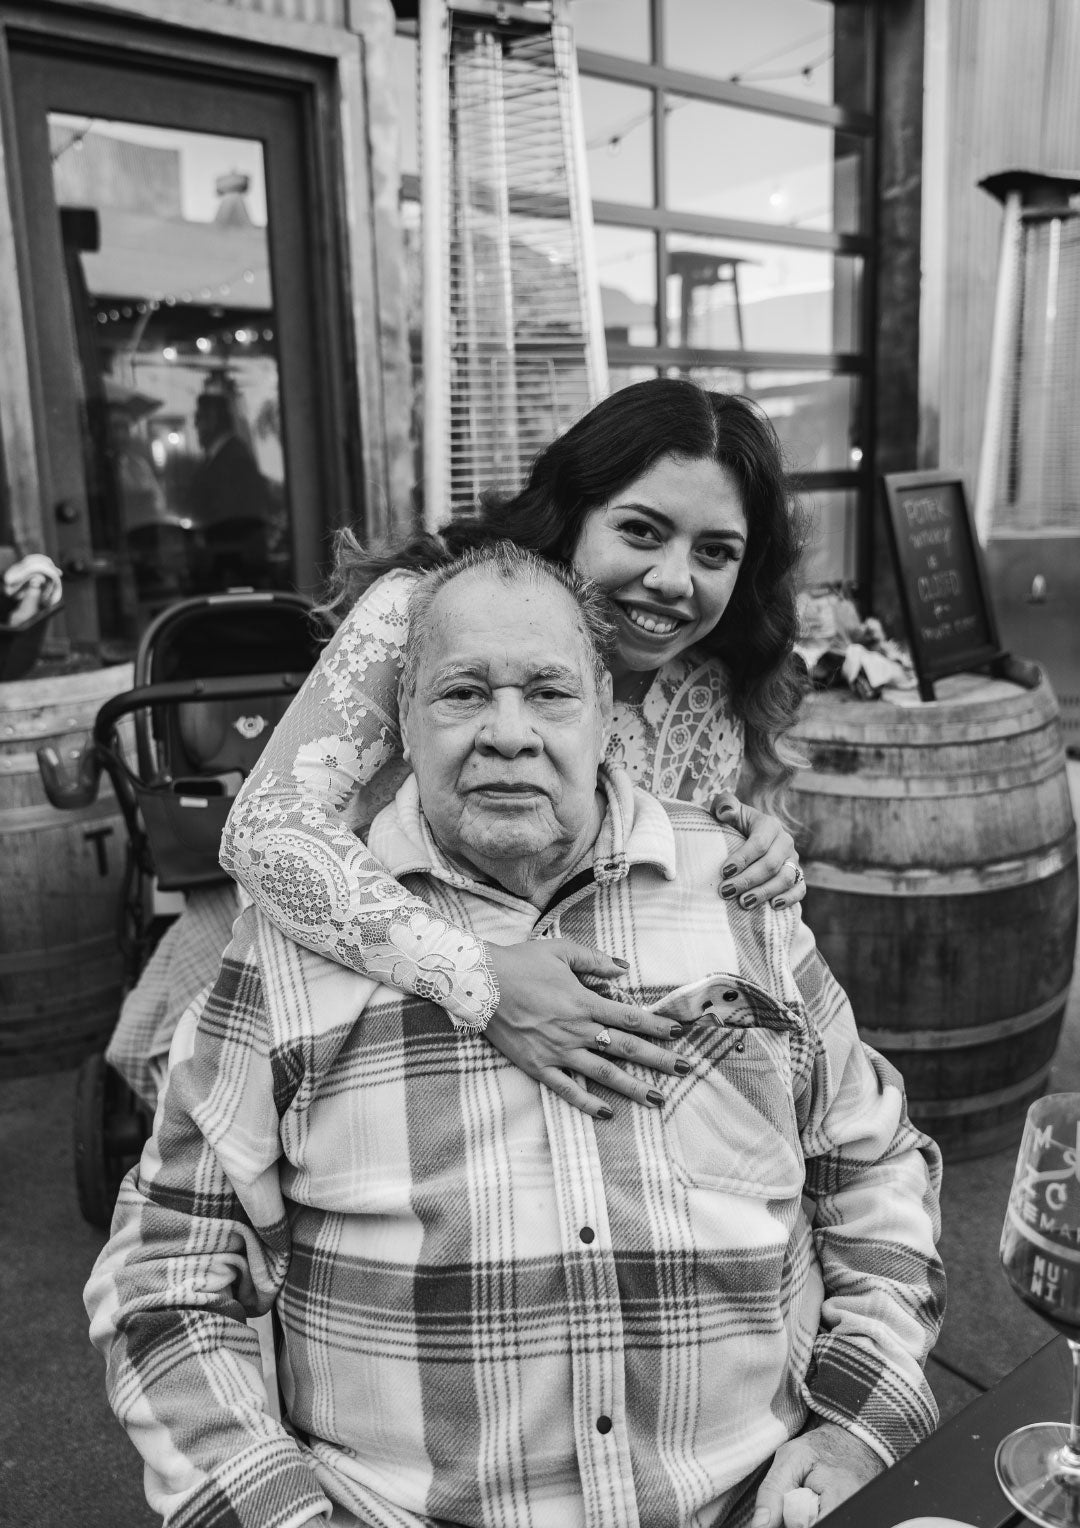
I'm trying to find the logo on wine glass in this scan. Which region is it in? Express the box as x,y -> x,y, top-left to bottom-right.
1004,1116 -> 1080,1316
996,1097 -> 1080,1527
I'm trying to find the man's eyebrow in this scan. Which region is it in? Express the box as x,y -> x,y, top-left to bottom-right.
427,661 -> 487,687
611,501 -> 747,546
426,660 -> 584,687
531,663 -> 585,687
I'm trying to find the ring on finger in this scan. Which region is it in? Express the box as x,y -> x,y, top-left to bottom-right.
784,859 -> 804,886
594,1027 -> 613,1051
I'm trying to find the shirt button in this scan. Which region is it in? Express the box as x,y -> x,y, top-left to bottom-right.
596,1415 -> 613,1435
579,1226 -> 595,1244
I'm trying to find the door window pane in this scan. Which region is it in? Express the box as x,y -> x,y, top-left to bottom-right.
579,76 -> 654,206
666,234 -> 861,351
594,224 -> 657,347
665,96 -> 864,233
50,114 -> 291,631
570,0 -> 652,62
664,0 -> 870,111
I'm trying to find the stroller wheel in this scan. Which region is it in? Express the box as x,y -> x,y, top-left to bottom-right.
73,1053 -> 150,1229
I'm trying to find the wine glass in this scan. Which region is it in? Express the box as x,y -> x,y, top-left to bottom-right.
998,1093 -> 1080,1526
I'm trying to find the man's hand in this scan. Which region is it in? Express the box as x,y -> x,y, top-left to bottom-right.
751,1421 -> 884,1527
484,939 -> 685,1118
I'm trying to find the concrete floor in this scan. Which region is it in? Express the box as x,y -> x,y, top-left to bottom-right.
3,763 -> 1079,1526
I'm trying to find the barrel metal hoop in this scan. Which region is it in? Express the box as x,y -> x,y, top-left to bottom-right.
906,1062 -> 1055,1120
0,795 -> 121,833
793,746 -> 1067,797
0,980 -> 122,1025
804,831 -> 1078,896
0,932 -> 120,975
860,984 -> 1073,1052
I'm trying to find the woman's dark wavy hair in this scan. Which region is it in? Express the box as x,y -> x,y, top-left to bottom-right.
320,377 -> 809,813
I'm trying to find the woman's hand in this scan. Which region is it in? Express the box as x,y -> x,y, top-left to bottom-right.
711,790 -> 805,910
483,939 -> 687,1120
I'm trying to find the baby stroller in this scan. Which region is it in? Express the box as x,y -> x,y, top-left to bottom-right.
37,590 -> 323,1226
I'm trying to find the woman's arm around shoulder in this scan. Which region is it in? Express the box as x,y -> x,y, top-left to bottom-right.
220,567 -> 499,1030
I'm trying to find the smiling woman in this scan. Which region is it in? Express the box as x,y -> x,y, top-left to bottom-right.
211,377 -> 809,1117
571,453 -> 747,698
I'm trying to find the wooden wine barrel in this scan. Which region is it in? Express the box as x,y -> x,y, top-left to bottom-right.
790,669 -> 1079,1161
0,664 -> 133,1076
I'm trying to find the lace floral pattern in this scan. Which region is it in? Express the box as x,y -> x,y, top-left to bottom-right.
221,568 -> 743,1031
607,654 -> 742,808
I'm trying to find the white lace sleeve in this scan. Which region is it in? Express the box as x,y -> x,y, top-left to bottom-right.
219,568 -> 498,1030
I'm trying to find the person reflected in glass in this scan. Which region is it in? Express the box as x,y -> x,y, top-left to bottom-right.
107,401 -> 168,535
189,388 -> 272,589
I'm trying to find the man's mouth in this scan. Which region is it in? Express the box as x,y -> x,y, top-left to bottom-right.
617,602 -> 686,638
469,783 -> 545,797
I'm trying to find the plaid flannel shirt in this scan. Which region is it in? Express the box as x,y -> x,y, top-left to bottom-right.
86,766 -> 945,1528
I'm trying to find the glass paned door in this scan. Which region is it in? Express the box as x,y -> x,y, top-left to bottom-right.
51,116 -> 288,619
12,41 -> 339,661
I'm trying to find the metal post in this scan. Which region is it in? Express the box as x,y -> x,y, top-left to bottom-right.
420,0 -> 451,529
974,189 -> 1023,543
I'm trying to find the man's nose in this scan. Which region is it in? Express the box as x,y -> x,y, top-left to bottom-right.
477,690 -> 542,755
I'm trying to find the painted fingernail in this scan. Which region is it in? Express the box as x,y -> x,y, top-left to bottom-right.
739,892 -> 758,909
771,897 -> 787,910
674,1059 -> 692,1076
720,884 -> 737,900
611,956 -> 630,970
646,1089 -> 664,1106
596,1105 -> 614,1121
722,862 -> 739,878
668,1024 -> 686,1039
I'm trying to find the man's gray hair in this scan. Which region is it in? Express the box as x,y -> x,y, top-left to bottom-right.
402,540 -> 616,694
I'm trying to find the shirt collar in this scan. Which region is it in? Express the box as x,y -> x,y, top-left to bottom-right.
368,763 -> 678,899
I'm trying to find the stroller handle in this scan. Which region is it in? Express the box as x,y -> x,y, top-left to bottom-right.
37,671 -> 308,812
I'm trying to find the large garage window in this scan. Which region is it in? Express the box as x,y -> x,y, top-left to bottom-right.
572,0 -> 878,588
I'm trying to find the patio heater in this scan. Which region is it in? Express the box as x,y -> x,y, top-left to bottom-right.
975,169 -> 1080,746
418,0 -> 607,528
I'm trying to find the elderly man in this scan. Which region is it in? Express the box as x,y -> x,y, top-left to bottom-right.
86,543 -> 944,1528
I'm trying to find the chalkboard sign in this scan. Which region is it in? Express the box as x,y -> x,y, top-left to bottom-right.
881,471 -> 1007,701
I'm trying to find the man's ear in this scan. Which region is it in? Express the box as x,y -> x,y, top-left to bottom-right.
398,678 -> 412,763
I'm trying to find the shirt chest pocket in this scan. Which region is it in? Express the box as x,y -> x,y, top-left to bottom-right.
653,976 -> 806,1199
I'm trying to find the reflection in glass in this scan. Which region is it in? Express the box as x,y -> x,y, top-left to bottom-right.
796,487 -> 858,585
593,225 -> 657,348
50,114 -> 291,645
680,365 -> 859,475
579,76 -> 654,206
392,32 -> 419,180
607,364 -> 661,395
666,234 -> 861,352
570,0 -> 652,62
664,0 -> 869,110
665,97 -> 863,233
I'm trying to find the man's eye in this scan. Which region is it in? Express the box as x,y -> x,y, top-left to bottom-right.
533,687 -> 573,702
441,686 -> 483,703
